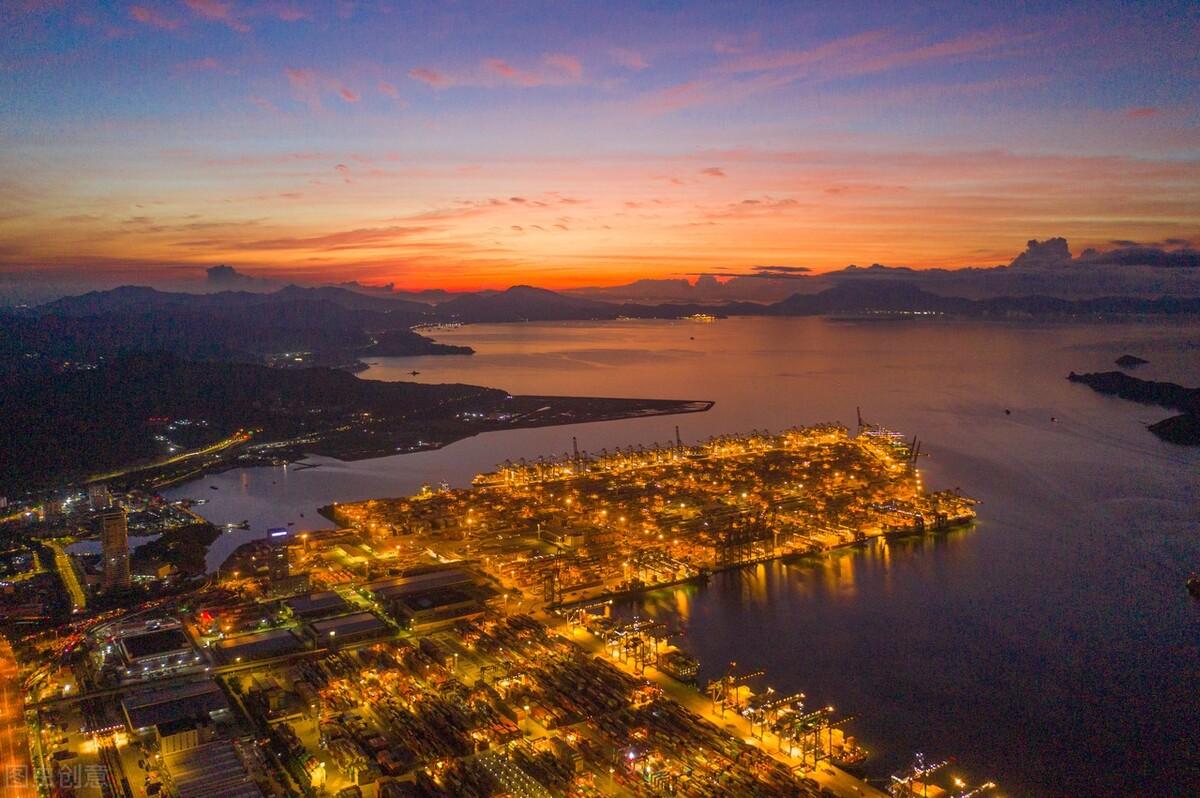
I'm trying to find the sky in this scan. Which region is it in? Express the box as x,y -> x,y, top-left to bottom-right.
1,0 -> 1198,291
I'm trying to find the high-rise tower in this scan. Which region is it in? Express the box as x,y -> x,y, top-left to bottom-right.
99,508 -> 130,590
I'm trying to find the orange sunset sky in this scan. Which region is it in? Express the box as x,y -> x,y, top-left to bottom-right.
2,1 -> 1198,291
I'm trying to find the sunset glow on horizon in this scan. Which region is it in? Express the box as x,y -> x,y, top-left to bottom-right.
2,0 -> 1198,291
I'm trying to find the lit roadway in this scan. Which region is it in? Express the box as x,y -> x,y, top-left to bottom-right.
46,539 -> 87,612
85,429 -> 253,483
0,637 -> 36,798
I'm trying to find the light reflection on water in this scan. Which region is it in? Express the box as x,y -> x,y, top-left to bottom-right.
165,317 -> 1200,796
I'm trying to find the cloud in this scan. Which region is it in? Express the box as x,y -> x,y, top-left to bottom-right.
754,265 -> 810,274
610,48 -> 647,70
410,56 -> 583,90
232,226 -> 433,252
206,263 -> 273,288
129,5 -> 179,30
408,67 -> 454,88
378,80 -> 401,100
483,58 -> 542,86
171,57 -> 222,74
544,53 -> 582,80
284,67 -> 359,109
712,27 -> 1029,94
183,0 -> 249,31
699,167 -> 726,178
714,31 -> 761,55
1081,245 -> 1200,269
270,4 -> 308,21
636,81 -> 710,113
1124,107 -> 1159,119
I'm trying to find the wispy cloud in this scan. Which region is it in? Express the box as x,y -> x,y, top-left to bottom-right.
171,56 -> 223,74
408,66 -> 453,88
544,53 -> 582,80
284,67 -> 359,109
184,0 -> 249,32
410,54 -> 586,89
610,48 -> 647,70
129,5 -> 180,30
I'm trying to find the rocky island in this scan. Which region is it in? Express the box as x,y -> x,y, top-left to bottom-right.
1067,370 -> 1200,445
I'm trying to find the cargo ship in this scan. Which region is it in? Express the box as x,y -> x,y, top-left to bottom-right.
657,648 -> 700,684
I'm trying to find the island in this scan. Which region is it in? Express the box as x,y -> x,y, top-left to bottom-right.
1115,354 -> 1149,368
1067,370 -> 1200,445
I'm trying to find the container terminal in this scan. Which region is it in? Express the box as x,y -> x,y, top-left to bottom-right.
8,423 -> 997,798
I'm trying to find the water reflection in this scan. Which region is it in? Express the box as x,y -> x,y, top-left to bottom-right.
164,318 -> 1200,796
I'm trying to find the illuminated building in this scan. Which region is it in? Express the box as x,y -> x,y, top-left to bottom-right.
99,507 -> 130,590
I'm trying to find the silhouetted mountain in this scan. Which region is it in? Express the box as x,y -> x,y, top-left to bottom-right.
39,283 -> 430,316
7,287 -> 447,366
435,285 -> 612,322
769,281 -> 973,315
765,282 -> 1200,318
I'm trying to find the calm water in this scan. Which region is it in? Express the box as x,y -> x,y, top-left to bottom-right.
165,318 -> 1200,796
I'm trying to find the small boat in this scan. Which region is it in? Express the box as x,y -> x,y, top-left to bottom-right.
410,370 -> 421,376
1004,409 -> 1011,415
1188,573 -> 1200,598
209,485 -> 219,490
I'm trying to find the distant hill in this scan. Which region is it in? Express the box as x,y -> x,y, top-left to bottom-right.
0,351 -> 503,494
6,286 -> 447,367
38,283 -> 431,316
435,285 -> 614,322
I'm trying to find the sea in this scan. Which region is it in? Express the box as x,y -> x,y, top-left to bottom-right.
164,317 -> 1200,796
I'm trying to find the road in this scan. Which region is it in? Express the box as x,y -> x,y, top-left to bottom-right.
0,638 -> 37,798
46,540 -> 88,612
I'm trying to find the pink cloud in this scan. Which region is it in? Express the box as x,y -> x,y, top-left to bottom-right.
700,167 -> 726,178
1125,107 -> 1159,119
544,53 -> 582,80
270,4 -> 308,21
184,0 -> 249,32
483,58 -> 541,86
378,80 -> 400,99
715,27 -> 1022,84
172,57 -> 222,74
610,48 -> 648,70
637,81 -> 710,113
248,95 -> 277,112
284,67 -> 358,108
714,32 -> 760,55
409,67 -> 454,88
129,5 -> 179,30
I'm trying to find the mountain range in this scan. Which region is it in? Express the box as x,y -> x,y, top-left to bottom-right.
4,238 -> 1200,373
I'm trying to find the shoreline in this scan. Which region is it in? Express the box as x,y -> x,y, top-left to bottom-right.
551,519 -> 977,611
137,395 -> 715,492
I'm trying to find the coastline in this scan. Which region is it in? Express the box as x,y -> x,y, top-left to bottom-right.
551,519 -> 977,611
143,395 -> 715,492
